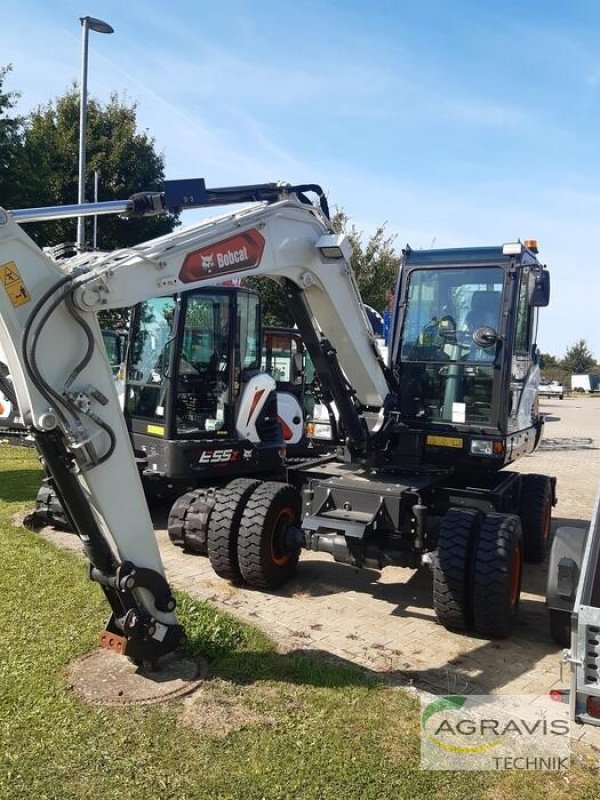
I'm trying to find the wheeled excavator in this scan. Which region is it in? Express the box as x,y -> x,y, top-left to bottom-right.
0,179 -> 553,665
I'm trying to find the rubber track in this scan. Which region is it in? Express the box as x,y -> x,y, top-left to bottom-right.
207,478 -> 261,582
30,482 -> 71,531
168,488 -> 215,554
432,508 -> 481,631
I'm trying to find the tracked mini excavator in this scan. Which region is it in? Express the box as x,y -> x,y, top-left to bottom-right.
0,179 -> 553,666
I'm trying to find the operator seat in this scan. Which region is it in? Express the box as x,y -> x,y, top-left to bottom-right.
465,291 -> 500,332
461,290 -> 500,421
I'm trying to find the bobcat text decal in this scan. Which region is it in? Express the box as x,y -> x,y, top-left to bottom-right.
179,229 -> 266,283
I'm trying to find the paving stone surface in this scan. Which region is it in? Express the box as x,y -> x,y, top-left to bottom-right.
42,395 -> 600,748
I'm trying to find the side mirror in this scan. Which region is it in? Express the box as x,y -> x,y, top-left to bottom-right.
528,267 -> 550,307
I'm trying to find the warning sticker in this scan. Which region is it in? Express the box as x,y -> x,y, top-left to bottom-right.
146,424 -> 165,436
426,435 -> 463,449
0,261 -> 30,307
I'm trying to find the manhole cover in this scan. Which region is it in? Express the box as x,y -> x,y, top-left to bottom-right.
66,648 -> 207,707
538,437 -> 597,451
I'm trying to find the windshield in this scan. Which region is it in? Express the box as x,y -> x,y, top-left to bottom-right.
398,266 -> 504,427
176,293 -> 232,435
101,330 -> 122,372
126,296 -> 176,423
400,266 -> 503,364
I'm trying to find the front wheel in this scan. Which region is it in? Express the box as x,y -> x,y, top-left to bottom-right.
471,512 -> 523,639
433,508 -> 482,632
237,482 -> 301,589
207,478 -> 261,583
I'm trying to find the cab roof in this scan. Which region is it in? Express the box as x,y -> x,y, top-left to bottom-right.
402,244 -> 540,268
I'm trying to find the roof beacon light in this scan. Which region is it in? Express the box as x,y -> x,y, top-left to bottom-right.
523,239 -> 538,253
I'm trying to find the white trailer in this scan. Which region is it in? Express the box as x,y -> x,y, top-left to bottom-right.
571,374 -> 599,393
547,490 -> 600,725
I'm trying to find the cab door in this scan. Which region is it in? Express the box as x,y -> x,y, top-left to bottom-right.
262,328 -> 306,445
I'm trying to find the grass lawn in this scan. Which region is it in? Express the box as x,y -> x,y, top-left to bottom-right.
0,444 -> 599,799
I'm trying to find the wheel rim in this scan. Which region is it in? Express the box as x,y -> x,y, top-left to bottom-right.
510,544 -> 521,608
270,507 -> 295,566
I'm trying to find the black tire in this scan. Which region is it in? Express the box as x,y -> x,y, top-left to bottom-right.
433,508 -> 482,632
520,474 -> 553,564
207,478 -> 262,583
549,608 -> 571,648
167,488 -> 215,555
471,512 -> 523,639
238,482 -> 301,589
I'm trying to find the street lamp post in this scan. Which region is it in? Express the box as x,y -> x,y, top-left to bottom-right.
77,15 -> 114,252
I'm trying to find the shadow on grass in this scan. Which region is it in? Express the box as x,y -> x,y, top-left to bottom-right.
208,647 -> 379,690
0,467 -> 42,503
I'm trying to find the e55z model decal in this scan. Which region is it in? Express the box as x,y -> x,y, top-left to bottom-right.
198,449 -> 240,465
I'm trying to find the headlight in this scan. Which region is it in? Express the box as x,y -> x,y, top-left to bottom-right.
470,439 -> 505,457
306,421 -> 333,440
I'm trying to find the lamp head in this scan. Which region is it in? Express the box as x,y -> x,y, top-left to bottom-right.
80,16 -> 114,34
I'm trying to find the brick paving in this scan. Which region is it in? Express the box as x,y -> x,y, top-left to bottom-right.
42,395 -> 600,747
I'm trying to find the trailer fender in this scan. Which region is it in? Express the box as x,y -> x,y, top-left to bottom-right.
546,525 -> 587,612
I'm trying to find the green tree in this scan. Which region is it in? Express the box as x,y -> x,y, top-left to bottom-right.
331,210 -> 400,312
245,277 -> 294,327
539,351 -> 568,385
561,339 -> 596,374
539,352 -> 558,369
15,87 -> 178,249
245,212 -> 400,327
0,65 -> 24,210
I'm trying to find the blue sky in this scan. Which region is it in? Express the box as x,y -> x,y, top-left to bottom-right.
3,0 -> 600,357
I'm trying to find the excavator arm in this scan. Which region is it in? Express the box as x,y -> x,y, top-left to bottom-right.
67,187 -> 390,411
0,209 -> 182,665
0,181 -> 390,665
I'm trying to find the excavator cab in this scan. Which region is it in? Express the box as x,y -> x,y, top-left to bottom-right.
125,286 -> 283,496
388,241 -> 550,470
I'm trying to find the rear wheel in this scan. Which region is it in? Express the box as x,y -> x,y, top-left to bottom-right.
238,482 -> 301,589
168,488 -> 215,555
520,474 -> 553,563
207,479 -> 262,583
433,508 -> 482,632
471,512 -> 522,639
